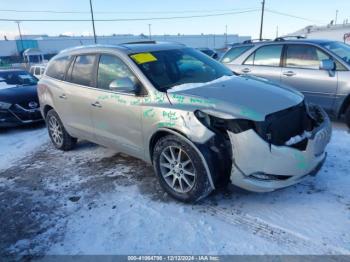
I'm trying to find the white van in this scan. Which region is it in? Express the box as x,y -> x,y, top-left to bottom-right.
30,65 -> 46,79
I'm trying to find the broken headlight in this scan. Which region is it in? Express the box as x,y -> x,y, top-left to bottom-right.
194,110 -> 211,128
195,110 -> 254,133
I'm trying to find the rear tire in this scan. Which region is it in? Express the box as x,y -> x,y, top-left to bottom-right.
152,135 -> 212,203
46,109 -> 77,151
345,106 -> 350,129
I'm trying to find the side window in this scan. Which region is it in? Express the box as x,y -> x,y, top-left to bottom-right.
97,55 -> 137,91
244,45 -> 283,67
46,56 -> 71,80
70,55 -> 96,87
221,46 -> 253,63
30,67 -> 34,74
285,45 -> 330,70
35,67 -> 40,75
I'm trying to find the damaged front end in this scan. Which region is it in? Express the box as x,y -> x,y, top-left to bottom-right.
195,102 -> 332,192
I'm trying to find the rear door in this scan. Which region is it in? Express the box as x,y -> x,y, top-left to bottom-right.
280,44 -> 338,110
62,54 -> 98,141
89,54 -> 144,158
45,55 -> 74,126
235,44 -> 284,84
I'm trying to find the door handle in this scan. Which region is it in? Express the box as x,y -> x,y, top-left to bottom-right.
91,101 -> 102,108
283,71 -> 296,77
242,68 -> 251,73
59,94 -> 67,99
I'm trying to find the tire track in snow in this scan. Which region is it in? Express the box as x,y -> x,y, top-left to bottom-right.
199,205 -> 350,255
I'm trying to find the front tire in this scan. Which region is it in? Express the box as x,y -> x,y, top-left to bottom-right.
46,109 -> 77,151
153,135 -> 212,202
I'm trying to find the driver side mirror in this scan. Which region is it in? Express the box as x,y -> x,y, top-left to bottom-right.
320,59 -> 336,76
109,77 -> 136,93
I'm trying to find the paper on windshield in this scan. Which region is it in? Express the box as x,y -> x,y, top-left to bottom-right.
131,53 -> 157,64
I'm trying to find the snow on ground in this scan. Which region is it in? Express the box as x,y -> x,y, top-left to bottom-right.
0,121 -> 349,258
0,123 -> 48,170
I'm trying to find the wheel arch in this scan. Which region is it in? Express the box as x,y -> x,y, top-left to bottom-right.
338,94 -> 350,118
149,128 -> 215,190
43,104 -> 54,118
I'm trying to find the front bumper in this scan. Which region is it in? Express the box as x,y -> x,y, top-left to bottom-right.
0,105 -> 43,127
228,106 -> 332,192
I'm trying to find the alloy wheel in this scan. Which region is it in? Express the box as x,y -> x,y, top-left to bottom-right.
159,146 -> 196,193
48,115 -> 63,147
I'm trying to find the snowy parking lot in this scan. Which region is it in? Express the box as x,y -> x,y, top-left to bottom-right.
0,121 -> 349,258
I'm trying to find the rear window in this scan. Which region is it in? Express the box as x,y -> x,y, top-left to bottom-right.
221,46 -> 253,63
244,45 -> 283,67
46,56 -> 71,80
70,55 -> 96,87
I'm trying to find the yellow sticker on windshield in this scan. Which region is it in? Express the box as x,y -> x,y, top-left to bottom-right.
131,52 -> 157,64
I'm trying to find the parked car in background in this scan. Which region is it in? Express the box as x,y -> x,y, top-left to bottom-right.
38,42 -> 331,202
197,47 -> 219,60
30,64 -> 46,79
0,69 -> 42,127
221,37 -> 350,128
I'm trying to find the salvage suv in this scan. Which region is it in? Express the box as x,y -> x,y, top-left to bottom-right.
221,37 -> 350,127
38,42 -> 332,202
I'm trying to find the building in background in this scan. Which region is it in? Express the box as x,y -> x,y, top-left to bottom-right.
0,34 -> 250,59
290,23 -> 350,43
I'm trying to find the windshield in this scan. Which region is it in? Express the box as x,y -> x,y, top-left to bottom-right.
320,41 -> 350,65
130,48 -> 233,91
0,71 -> 38,86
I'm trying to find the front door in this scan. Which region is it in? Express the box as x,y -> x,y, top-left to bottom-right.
281,44 -> 338,111
90,54 -> 144,158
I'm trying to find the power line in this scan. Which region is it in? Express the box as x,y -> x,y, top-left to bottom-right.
0,7 -> 258,15
0,9 -> 259,22
265,9 -> 326,23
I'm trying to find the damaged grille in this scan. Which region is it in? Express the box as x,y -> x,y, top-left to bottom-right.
254,102 -> 314,149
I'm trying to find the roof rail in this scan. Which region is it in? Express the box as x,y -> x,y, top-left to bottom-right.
242,38 -> 272,44
121,40 -> 157,45
274,36 -> 306,41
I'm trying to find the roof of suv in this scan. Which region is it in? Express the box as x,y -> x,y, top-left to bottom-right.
231,38 -> 336,47
59,41 -> 186,56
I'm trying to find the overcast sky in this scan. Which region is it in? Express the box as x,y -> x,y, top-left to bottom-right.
0,0 -> 349,40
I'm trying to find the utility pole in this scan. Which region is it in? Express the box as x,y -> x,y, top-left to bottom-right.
148,24 -> 152,40
276,25 -> 279,38
259,0 -> 265,40
335,10 -> 339,25
15,21 -> 24,54
89,0 -> 97,44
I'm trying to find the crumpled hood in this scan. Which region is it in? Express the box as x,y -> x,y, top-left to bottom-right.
168,75 -> 304,121
0,85 -> 38,104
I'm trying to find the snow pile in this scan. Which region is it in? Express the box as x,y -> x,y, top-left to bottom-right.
48,185 -> 285,255
0,125 -> 48,170
1,122 -> 349,256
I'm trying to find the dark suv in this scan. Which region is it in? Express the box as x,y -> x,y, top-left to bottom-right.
221,37 -> 350,127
